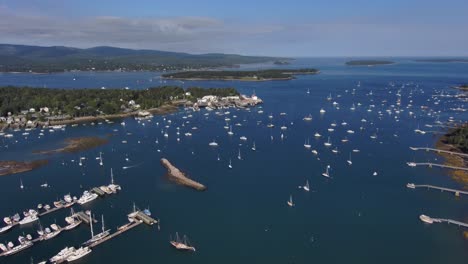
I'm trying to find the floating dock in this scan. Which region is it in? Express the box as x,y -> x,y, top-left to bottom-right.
91,187 -> 106,196
134,211 -> 158,225
73,211 -> 98,225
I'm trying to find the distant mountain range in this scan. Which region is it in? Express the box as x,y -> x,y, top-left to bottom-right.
0,44 -> 285,73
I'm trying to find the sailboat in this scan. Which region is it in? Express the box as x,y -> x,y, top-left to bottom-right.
251,142 -> 256,151
306,88 -> 310,94
170,232 -> 196,252
99,152 -> 103,166
83,214 -> 110,246
347,153 -> 353,165
304,138 -> 311,149
227,126 -> 233,136
303,180 -> 310,192
228,159 -> 232,169
324,137 -> 332,147
237,149 -> 242,160
287,195 -> 294,207
322,165 -> 330,178
217,154 -> 220,161
20,179 -> 24,190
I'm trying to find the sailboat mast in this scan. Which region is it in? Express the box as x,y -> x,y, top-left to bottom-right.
111,168 -> 114,184
89,213 -> 94,238
101,215 -> 105,233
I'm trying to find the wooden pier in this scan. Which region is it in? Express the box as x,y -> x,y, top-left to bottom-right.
410,147 -> 468,158
88,221 -> 142,248
421,215 -> 468,228
410,162 -> 468,171
407,183 -> 468,196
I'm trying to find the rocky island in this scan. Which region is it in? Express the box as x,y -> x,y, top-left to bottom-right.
160,158 -> 206,191
0,160 -> 48,177
161,68 -> 319,81
345,60 -> 395,66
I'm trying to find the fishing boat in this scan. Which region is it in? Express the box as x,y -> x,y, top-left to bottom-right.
67,247 -> 92,262
170,232 -> 196,252
50,247 -> 76,263
77,191 -> 98,205
287,195 -> 294,207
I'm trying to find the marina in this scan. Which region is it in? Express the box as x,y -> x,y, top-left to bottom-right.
0,58 -> 467,263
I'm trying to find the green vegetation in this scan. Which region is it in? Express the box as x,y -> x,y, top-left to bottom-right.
443,124 -> 468,153
456,84 -> 468,91
0,86 -> 238,118
0,44 -> 284,73
162,69 -> 319,81
345,60 -> 394,66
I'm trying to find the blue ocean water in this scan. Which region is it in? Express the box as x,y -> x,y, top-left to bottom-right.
0,58 -> 467,264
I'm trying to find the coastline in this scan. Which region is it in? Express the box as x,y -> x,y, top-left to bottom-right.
161,71 -> 319,82
38,104 -> 180,127
435,134 -> 468,189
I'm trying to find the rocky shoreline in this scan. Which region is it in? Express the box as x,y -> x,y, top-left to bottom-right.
0,160 -> 48,177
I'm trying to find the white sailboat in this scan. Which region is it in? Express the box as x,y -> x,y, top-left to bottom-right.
324,137 -> 332,147
99,152 -> 103,166
306,88 -> 310,94
322,165 -> 330,178
20,179 -> 24,190
304,138 -> 311,149
237,149 -> 242,160
347,153 -> 353,165
228,159 -> 232,169
303,180 -> 310,192
251,141 -> 256,151
83,214 -> 110,246
287,195 -> 294,207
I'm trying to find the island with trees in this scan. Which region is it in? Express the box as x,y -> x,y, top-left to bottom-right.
161,68 -> 319,81
345,60 -> 395,66
454,84 -> 468,91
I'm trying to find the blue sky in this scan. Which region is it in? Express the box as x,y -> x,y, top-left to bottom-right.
1,0 -> 467,56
